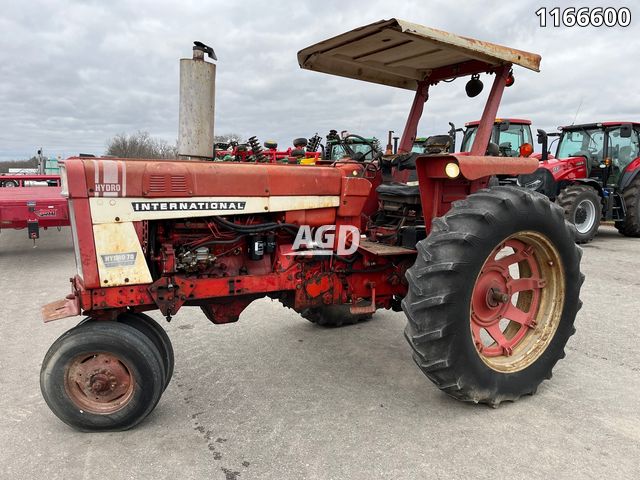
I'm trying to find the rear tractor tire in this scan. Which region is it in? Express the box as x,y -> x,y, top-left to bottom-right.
403,186 -> 583,406
301,305 -> 372,327
40,321 -> 165,431
556,185 -> 601,244
616,175 -> 640,237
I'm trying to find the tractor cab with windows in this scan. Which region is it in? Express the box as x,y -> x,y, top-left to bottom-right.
461,118 -> 536,158
519,122 -> 640,242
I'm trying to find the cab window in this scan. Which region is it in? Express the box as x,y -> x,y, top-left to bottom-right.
497,124 -> 533,157
608,127 -> 639,173
557,128 -> 605,166
460,127 -> 478,152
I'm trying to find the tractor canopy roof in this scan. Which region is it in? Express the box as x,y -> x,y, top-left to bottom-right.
559,122 -> 640,131
465,118 -> 532,127
297,18 -> 540,90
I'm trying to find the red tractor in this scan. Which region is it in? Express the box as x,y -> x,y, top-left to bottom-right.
40,19 -> 583,431
460,118 -> 539,159
518,122 -> 640,242
413,119 -> 541,162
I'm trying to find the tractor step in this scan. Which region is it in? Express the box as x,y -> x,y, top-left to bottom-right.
357,239 -> 416,256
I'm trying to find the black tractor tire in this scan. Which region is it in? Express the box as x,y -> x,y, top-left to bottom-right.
616,175 -> 640,237
556,185 -> 602,244
40,321 -> 165,431
403,186 -> 583,406
118,312 -> 174,390
1,180 -> 18,187
301,305 -> 373,327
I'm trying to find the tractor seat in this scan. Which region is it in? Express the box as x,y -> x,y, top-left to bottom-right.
376,182 -> 421,203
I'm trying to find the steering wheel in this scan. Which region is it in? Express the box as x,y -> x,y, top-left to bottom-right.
342,134 -> 376,161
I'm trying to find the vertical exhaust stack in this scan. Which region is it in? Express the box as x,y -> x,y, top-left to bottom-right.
178,42 -> 217,159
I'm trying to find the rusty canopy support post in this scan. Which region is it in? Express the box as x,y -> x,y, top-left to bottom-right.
398,81 -> 429,154
394,80 -> 429,183
469,65 -> 510,156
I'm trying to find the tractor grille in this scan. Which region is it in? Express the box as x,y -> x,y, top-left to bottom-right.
148,175 -> 166,192
147,175 -> 188,193
171,175 -> 188,192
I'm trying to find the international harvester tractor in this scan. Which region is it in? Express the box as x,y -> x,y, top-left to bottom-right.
41,19 -> 583,431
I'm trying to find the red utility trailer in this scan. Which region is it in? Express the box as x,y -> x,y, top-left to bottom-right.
0,175 -> 69,239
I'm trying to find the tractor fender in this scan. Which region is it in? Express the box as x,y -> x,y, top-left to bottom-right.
618,158 -> 640,191
415,154 -> 538,180
562,178 -> 604,198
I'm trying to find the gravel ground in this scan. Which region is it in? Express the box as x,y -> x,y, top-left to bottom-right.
0,225 -> 638,480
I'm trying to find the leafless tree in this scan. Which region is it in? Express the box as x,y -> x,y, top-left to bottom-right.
106,131 -> 178,159
214,133 -> 244,144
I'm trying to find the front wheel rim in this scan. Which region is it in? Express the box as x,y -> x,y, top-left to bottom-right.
470,231 -> 565,373
64,352 -> 135,414
574,199 -> 596,234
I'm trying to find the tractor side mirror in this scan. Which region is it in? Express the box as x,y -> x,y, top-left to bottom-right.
537,129 -> 549,161
620,123 -> 632,138
499,121 -> 511,132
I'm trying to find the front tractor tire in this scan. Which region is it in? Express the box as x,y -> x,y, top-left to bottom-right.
118,312 -> 174,390
616,175 -> 640,237
556,185 -> 602,244
40,321 -> 165,431
403,186 -> 583,406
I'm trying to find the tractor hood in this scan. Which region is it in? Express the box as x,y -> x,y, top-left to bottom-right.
298,18 -> 541,90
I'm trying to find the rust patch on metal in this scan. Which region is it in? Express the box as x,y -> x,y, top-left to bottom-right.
42,295 -> 81,322
64,352 -> 135,414
358,239 -> 416,256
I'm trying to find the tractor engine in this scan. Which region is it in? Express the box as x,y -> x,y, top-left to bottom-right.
149,216 -> 286,279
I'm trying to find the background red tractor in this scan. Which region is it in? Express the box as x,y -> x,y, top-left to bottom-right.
518,122 -> 640,242
460,118 -> 539,159
40,19 -> 583,431
412,119 -> 541,162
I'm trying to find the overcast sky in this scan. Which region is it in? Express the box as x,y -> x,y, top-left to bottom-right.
1,0 -> 638,160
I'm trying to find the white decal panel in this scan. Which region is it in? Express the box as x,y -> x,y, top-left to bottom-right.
89,196 -> 339,224
92,160 -> 126,197
93,222 -> 152,286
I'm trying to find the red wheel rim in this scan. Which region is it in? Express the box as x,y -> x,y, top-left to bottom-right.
470,232 -> 564,372
64,352 -> 135,414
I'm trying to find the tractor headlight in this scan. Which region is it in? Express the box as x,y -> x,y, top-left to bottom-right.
516,168 -> 551,193
516,175 -> 543,190
445,162 -> 460,178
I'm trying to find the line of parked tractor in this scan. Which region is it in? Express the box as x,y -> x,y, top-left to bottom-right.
205,118 -> 640,245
